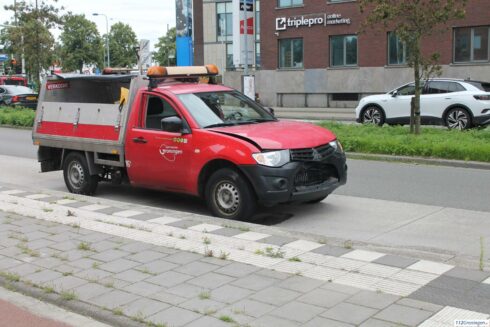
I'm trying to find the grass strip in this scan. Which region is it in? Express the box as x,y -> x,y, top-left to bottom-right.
318,122 -> 490,162
0,106 -> 36,127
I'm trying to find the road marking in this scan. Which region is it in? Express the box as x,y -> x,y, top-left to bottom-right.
25,194 -> 50,200
407,260 -> 454,275
112,210 -> 144,218
188,223 -> 223,233
1,190 -> 26,195
79,204 -> 110,211
234,231 -> 270,241
341,249 -> 386,262
283,239 -> 323,252
148,217 -> 182,225
55,199 -> 78,205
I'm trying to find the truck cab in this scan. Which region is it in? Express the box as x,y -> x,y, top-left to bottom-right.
33,65 -> 347,220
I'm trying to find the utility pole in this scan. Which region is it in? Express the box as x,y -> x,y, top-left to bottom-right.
243,1 -> 248,76
13,0 -> 25,74
92,13 -> 110,67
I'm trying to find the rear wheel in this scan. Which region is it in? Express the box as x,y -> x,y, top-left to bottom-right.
445,108 -> 472,130
205,168 -> 256,220
63,152 -> 98,195
361,106 -> 385,126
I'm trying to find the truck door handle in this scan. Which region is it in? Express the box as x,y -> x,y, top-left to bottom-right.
132,137 -> 147,144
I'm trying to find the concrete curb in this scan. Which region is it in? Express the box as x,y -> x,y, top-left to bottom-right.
0,276 -> 143,327
347,152 -> 490,170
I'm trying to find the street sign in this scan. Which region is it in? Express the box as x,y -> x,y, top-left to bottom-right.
0,54 -> 9,62
139,39 -> 152,69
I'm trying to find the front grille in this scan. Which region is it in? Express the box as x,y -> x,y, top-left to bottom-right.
290,143 -> 335,162
294,164 -> 337,188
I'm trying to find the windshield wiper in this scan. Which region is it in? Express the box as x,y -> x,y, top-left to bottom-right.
248,118 -> 274,123
204,122 -> 236,128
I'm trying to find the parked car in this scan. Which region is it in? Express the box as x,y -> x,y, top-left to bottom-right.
355,79 -> 490,130
0,85 -> 38,109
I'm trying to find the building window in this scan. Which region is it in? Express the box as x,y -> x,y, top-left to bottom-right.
388,32 -> 407,65
256,42 -> 261,68
454,26 -> 489,63
226,43 -> 233,69
217,2 -> 233,42
278,0 -> 303,8
255,0 -> 260,41
330,35 -> 357,67
279,38 -> 303,69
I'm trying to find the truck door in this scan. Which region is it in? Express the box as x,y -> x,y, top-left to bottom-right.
125,93 -> 194,192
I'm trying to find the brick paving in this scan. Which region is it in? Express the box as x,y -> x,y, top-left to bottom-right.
0,184 -> 489,326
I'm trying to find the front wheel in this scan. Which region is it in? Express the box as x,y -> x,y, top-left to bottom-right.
361,106 -> 385,126
445,108 -> 472,130
63,152 -> 98,195
205,168 -> 256,220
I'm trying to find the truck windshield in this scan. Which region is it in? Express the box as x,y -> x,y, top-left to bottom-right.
177,91 -> 276,128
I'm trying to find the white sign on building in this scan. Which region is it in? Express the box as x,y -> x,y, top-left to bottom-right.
139,39 -> 152,69
233,0 -> 255,67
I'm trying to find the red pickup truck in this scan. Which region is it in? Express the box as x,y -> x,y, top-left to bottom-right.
32,65 -> 347,220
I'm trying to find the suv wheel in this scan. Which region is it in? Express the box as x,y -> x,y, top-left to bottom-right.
446,108 -> 472,130
205,168 -> 256,220
63,152 -> 98,195
361,106 -> 385,126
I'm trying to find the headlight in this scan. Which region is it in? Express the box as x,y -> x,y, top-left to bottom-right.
329,140 -> 344,153
252,150 -> 290,167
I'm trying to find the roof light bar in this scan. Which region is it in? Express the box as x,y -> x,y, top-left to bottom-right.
147,65 -> 219,78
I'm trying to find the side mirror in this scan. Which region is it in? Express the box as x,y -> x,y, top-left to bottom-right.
161,116 -> 183,133
392,90 -> 398,98
267,107 -> 275,116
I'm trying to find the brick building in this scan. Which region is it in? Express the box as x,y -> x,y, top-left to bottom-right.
193,0 -> 490,108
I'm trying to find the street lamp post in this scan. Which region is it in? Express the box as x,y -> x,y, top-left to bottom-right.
92,13 -> 110,67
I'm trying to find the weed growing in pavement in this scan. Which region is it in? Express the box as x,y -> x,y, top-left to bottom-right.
35,268 -> 42,273
112,308 -> 124,316
202,236 -> 211,245
219,251 -> 229,260
136,267 -> 157,276
343,240 -> 353,249
62,272 -> 73,277
204,249 -> 214,257
69,222 -> 80,229
130,311 -> 146,323
8,233 -> 28,242
179,235 -> 186,239
198,291 -> 211,300
219,315 -> 235,323
63,196 -> 75,200
295,271 -> 303,276
42,285 -> 55,294
0,271 -> 20,282
42,208 -> 53,213
92,261 -> 100,269
66,210 -> 76,217
238,226 -> 250,232
60,290 -> 77,301
77,242 -> 95,252
17,243 -> 40,257
103,280 -> 115,288
480,236 -> 486,271
289,257 -> 302,262
263,247 -> 285,258
52,253 -> 68,261
167,231 -> 173,237
4,282 -> 15,291
203,308 -> 217,315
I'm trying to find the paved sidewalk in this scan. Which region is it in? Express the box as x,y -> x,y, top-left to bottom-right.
0,183 -> 489,327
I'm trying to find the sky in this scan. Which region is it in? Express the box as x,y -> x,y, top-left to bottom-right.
0,0 -> 176,50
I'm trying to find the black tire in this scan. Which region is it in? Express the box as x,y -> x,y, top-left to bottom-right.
63,152 -> 98,195
205,168 -> 256,220
445,107 -> 472,130
305,195 -> 328,204
361,106 -> 385,126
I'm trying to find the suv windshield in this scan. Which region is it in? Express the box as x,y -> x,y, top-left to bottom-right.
177,91 -> 276,128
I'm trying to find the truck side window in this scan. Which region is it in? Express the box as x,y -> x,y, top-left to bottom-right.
145,96 -> 178,130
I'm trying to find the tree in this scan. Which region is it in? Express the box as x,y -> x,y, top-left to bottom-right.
108,22 -> 138,68
154,27 -> 177,66
1,0 -> 63,89
359,0 -> 467,134
59,14 -> 103,73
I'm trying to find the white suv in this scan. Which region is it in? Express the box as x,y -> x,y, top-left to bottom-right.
355,79 -> 490,130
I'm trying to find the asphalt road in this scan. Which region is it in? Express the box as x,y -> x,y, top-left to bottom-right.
1,126 -> 490,258
1,126 -> 489,212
